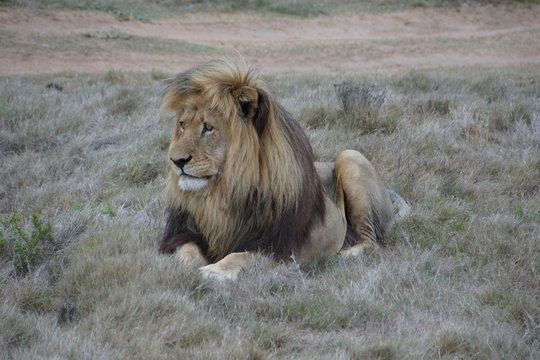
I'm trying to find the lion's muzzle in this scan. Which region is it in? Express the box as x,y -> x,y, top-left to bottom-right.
170,155 -> 192,170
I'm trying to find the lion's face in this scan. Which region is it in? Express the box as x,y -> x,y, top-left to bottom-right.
168,100 -> 228,192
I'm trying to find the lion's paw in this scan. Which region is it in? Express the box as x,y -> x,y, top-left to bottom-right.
339,242 -> 373,258
175,243 -> 208,268
199,264 -> 239,281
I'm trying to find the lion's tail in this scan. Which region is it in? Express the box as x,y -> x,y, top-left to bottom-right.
387,189 -> 411,222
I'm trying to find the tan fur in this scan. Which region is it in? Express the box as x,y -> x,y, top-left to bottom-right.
295,195 -> 346,263
340,242 -> 373,257
160,60 -> 400,280
199,252 -> 253,281
335,150 -> 393,245
175,242 -> 208,268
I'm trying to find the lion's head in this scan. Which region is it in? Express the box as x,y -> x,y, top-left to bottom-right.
166,96 -> 228,192
160,60 -> 325,261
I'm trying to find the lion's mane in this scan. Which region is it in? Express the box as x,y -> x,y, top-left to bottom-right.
159,60 -> 326,262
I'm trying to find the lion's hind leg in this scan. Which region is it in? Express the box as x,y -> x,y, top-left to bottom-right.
334,150 -> 393,256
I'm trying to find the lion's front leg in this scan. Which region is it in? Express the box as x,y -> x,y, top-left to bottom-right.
199,252 -> 253,281
175,242 -> 209,268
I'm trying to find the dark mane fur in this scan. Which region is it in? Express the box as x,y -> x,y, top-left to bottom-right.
230,102 -> 326,260
159,207 -> 208,256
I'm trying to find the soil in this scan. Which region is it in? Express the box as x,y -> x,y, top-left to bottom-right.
1,5 -> 539,75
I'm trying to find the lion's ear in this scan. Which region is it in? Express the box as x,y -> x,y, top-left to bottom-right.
233,86 -> 270,138
233,86 -> 258,118
253,89 -> 270,138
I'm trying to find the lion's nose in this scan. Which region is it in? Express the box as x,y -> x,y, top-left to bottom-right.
171,155 -> 192,169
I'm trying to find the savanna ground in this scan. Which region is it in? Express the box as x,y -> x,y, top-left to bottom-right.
1,1 -> 539,359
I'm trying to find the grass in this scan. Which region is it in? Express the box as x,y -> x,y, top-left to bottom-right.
0,30 -> 218,64
80,30 -> 218,55
12,31 -> 218,56
6,0 -> 540,18
0,66 -> 539,359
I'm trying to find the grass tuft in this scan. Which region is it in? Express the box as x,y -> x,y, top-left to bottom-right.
417,98 -> 451,116
0,303 -> 39,354
431,327 -> 492,359
251,322 -> 289,350
351,342 -> 397,360
471,75 -> 508,103
396,71 -> 440,93
104,87 -> 144,116
113,158 -> 165,186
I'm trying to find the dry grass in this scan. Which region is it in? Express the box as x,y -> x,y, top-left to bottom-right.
1,66 -> 539,359
7,0 -> 540,19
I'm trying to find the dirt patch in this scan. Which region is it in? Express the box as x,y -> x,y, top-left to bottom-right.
1,5 -> 539,75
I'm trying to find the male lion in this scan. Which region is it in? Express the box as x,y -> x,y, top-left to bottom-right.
158,60 -> 409,280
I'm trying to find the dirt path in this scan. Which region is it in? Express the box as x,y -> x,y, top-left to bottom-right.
1,5 -> 539,75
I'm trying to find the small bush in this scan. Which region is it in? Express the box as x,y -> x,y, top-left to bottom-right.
299,82 -> 400,134
332,81 -> 401,134
334,81 -> 386,113
0,212 -> 56,275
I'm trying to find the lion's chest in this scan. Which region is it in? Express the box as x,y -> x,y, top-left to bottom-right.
187,196 -> 239,261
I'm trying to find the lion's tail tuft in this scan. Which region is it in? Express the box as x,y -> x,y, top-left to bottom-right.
387,189 -> 411,222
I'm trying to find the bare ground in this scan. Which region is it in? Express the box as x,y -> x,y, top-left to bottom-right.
1,4 -> 540,75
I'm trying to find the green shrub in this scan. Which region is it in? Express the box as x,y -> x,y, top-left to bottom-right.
0,212 -> 56,275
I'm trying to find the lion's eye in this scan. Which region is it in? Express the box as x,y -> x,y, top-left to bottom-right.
202,123 -> 214,134
179,121 -> 185,132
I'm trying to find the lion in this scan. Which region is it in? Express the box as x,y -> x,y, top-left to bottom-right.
158,60 -> 410,280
